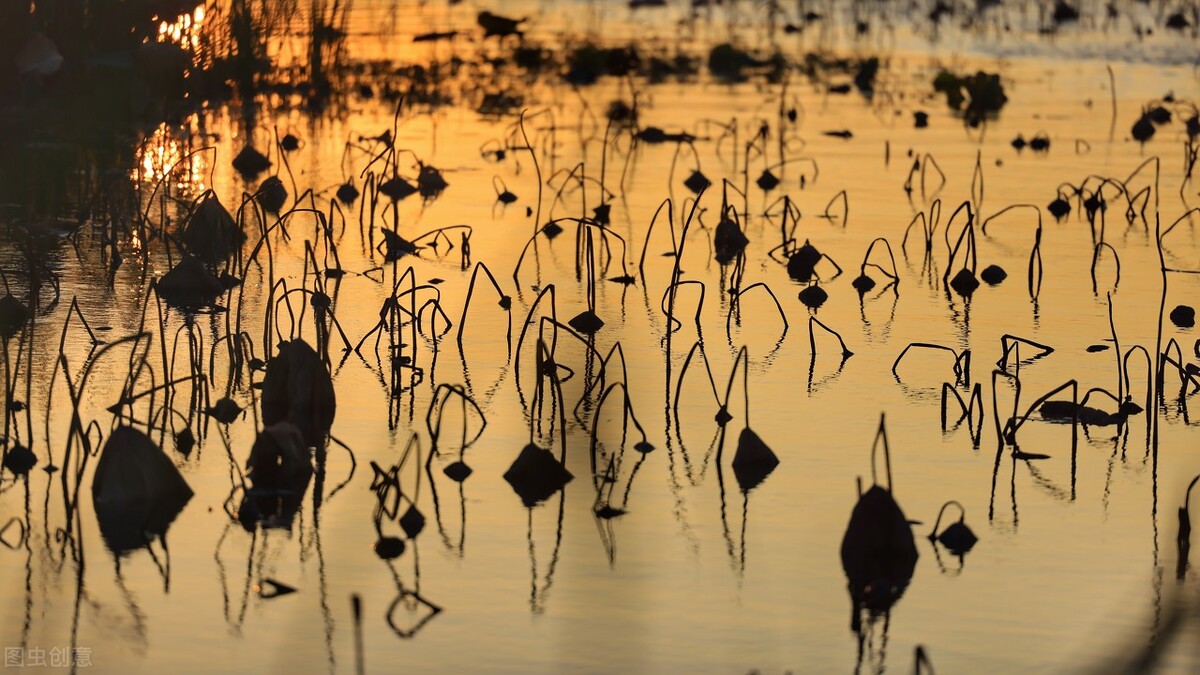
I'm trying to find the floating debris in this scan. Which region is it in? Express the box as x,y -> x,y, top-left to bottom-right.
594,504 -> 626,519
413,30 -> 458,43
708,43 -> 754,82
854,57 -> 879,96
17,32 -> 62,78
637,127 -> 696,144
1166,12 -> 1191,30
1147,106 -> 1171,125
852,274 -> 876,293
1052,0 -> 1079,24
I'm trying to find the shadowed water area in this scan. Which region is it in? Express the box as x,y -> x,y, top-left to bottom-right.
2,1 -> 1200,672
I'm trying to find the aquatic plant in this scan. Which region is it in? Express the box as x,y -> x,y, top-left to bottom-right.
932,69 -> 1008,127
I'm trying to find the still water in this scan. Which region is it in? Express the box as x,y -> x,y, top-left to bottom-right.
2,1 -> 1200,673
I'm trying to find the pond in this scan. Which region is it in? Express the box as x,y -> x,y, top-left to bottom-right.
1,1 -> 1199,673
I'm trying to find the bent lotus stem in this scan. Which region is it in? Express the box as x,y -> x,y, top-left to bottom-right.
942,200 -> 976,284
673,340 -> 720,418
587,382 -> 649,479
928,500 -> 967,540
637,198 -> 676,284
892,342 -> 964,384
726,282 -> 789,342
859,237 -> 899,284
822,189 -> 848,227
809,317 -> 853,360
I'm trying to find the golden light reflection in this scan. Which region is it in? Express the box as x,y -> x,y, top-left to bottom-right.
133,119 -> 208,195
156,5 -> 206,52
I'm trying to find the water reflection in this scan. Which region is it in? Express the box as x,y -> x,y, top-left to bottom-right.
3,1 -> 1200,672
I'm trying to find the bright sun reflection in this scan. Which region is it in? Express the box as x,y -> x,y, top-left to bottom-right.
154,5 -> 206,52
133,117 -> 208,195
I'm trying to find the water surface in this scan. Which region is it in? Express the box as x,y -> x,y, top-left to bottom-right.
2,2 -> 1200,673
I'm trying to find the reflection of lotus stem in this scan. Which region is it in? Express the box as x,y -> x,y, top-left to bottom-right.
870,413 -> 893,492
426,384 -> 486,461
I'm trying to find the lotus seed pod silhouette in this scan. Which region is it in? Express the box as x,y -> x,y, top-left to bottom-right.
261,339 -> 337,448
731,428 -> 780,492
503,443 -> 573,507
92,427 -> 193,553
233,146 -> 270,177
155,255 -> 225,308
